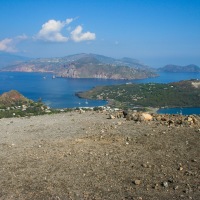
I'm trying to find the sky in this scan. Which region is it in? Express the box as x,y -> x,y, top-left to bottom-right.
0,0 -> 200,67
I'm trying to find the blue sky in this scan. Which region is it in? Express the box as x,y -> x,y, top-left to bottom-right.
0,0 -> 200,67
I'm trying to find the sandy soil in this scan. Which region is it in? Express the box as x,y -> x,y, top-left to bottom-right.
0,111 -> 199,200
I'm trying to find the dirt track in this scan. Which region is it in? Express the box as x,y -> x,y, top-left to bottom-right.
0,111 -> 199,199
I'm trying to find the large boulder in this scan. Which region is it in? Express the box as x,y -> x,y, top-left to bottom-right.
140,113 -> 153,121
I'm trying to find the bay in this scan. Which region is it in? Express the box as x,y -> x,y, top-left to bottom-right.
158,107 -> 200,115
0,71 -> 200,113
0,72 -> 127,108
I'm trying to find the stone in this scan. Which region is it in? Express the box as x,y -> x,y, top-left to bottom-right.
139,114 -> 145,121
126,114 -> 133,121
156,115 -> 162,121
161,117 -> 167,121
79,109 -> 85,114
123,110 -> 128,118
141,113 -> 153,121
187,117 -> 193,122
168,178 -> 174,183
109,114 -> 115,119
134,179 -> 141,185
178,166 -> 183,171
153,183 -> 159,189
142,163 -> 148,168
116,112 -> 123,118
162,181 -> 168,188
173,185 -> 179,190
191,116 -> 198,124
168,119 -> 174,126
132,113 -> 139,121
142,163 -> 151,168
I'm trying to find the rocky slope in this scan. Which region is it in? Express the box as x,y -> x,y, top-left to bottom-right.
1,53 -> 157,80
0,90 -> 31,107
0,110 -> 199,199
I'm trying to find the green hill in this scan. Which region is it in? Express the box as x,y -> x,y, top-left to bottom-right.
77,80 -> 200,109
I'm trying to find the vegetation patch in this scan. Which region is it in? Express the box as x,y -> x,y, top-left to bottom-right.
77,80 -> 200,109
0,90 -> 74,118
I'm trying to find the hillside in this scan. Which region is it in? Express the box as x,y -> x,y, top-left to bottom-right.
77,79 -> 200,109
159,64 -> 200,73
0,90 -> 56,118
1,53 -> 157,80
0,90 -> 31,107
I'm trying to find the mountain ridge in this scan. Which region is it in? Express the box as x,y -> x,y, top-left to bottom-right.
1,53 -> 157,80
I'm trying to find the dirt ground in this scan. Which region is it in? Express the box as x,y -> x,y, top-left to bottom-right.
0,111 -> 199,200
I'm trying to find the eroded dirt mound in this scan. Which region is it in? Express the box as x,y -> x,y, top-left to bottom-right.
0,111 -> 199,199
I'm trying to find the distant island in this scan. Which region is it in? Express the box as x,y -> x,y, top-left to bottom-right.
77,79 -> 200,109
159,64 -> 200,73
1,53 -> 157,80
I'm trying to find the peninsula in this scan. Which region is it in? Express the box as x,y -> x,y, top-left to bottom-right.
77,79 -> 200,109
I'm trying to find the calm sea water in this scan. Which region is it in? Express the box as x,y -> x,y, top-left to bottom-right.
0,71 -> 200,114
158,107 -> 200,115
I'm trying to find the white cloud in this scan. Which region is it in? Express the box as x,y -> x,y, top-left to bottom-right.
0,38 -> 16,52
70,25 -> 96,42
36,19 -> 68,42
0,17 -> 96,53
36,18 -> 75,42
0,34 -> 28,53
66,18 -> 73,25
36,19 -> 96,43
16,34 -> 28,40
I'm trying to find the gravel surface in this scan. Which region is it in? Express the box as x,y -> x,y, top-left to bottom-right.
0,111 -> 199,199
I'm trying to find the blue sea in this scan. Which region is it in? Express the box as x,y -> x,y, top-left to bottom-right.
0,71 -> 200,114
